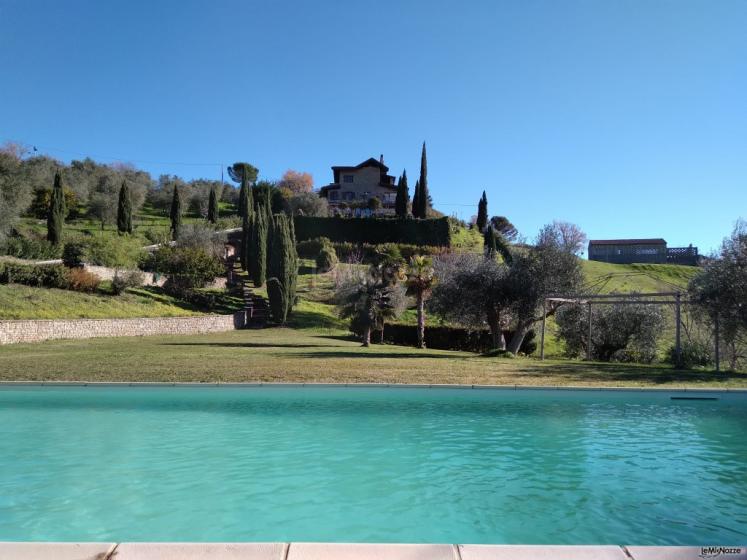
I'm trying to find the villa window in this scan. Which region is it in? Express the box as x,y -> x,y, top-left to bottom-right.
329,191 -> 339,201
343,174 -> 354,183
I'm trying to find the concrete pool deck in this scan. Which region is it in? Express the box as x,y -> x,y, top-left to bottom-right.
1,543 -> 745,559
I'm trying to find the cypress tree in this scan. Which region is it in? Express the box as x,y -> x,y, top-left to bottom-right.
251,203 -> 268,287
484,225 -> 498,258
117,181 -> 133,234
207,186 -> 218,224
238,172 -> 248,218
170,185 -> 182,240
241,213 -> 253,276
267,213 -> 298,324
47,171 -> 66,245
412,180 -> 421,219
476,190 -> 488,233
417,141 -> 430,218
395,170 -> 409,218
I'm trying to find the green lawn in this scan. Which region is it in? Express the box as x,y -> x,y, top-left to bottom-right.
0,326 -> 743,387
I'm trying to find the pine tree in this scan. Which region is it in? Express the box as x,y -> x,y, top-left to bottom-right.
47,171 -> 66,245
267,213 -> 298,324
117,181 -> 133,234
412,180 -> 421,219
395,170 -> 409,218
207,186 -> 218,224
251,203 -> 268,287
417,141 -> 430,218
476,190 -> 488,233
170,185 -> 182,241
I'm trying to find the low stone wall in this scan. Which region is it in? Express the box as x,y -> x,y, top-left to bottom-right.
0,313 -> 246,345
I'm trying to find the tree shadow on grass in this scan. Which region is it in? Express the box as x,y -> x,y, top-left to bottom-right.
509,361 -> 747,385
161,342 -> 333,349
282,350 -> 461,360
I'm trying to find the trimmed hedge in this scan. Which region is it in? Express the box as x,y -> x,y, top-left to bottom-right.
370,323 -> 537,355
294,216 -> 451,246
0,262 -> 71,289
332,242 -> 446,264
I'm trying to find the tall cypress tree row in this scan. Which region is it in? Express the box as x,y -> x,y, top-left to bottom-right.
170,185 -> 182,240
251,202 -> 268,287
395,170 -> 409,218
207,186 -> 218,224
416,141 -> 429,218
267,213 -> 298,324
241,213 -> 253,275
412,180 -> 421,219
47,171 -> 66,245
117,181 -> 133,234
476,190 -> 488,233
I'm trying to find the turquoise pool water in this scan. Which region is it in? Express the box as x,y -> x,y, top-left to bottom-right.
0,386 -> 745,544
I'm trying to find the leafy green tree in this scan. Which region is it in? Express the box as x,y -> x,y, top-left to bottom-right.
207,186 -> 218,224
228,162 -> 258,217
489,216 -> 519,242
405,256 -> 436,348
251,204 -> 268,286
117,181 -> 133,234
267,213 -> 298,324
395,170 -> 409,218
47,171 -> 66,245
170,184 -> 182,240
477,191 -> 488,232
689,220 -> 747,370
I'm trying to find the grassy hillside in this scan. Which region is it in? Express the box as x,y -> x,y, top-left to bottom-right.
0,285 -> 242,320
581,260 -> 699,293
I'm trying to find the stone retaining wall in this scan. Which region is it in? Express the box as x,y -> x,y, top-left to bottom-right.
0,313 -> 246,345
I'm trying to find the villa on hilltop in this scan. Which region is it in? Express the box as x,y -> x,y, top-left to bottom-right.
319,156 -> 398,215
588,238 -> 699,266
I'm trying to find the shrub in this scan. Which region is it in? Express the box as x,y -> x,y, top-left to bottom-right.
62,242 -> 88,268
111,270 -> 145,295
67,268 -> 101,292
85,235 -> 143,268
297,237 -> 333,259
666,341 -> 713,369
316,246 -> 338,273
2,235 -> 61,260
151,246 -> 224,296
0,263 -> 70,289
293,216 -> 451,246
331,242 -> 445,264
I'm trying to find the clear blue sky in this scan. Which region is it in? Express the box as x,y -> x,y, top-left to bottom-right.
2,0 -> 746,255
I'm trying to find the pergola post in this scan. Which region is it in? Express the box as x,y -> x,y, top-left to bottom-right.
715,313 -> 720,373
675,292 -> 682,366
540,300 -> 546,361
586,302 -> 592,361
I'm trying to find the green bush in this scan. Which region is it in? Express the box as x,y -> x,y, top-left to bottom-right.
2,235 -> 61,260
666,341 -> 713,369
332,242 -> 445,264
151,246 -> 224,295
297,237 -> 333,259
62,242 -> 88,267
294,216 -> 451,246
111,270 -> 145,295
316,246 -> 338,272
0,263 -> 70,289
85,235 -> 143,268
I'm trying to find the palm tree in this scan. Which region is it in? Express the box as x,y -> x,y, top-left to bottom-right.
405,256 -> 436,349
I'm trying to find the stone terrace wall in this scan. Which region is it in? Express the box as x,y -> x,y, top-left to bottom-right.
0,313 -> 246,345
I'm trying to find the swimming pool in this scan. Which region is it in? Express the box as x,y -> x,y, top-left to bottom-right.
0,385 -> 745,544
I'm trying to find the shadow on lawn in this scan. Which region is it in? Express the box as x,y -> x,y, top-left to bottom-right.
282,350 -> 460,360
161,342 -> 332,349
513,361 -> 747,384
